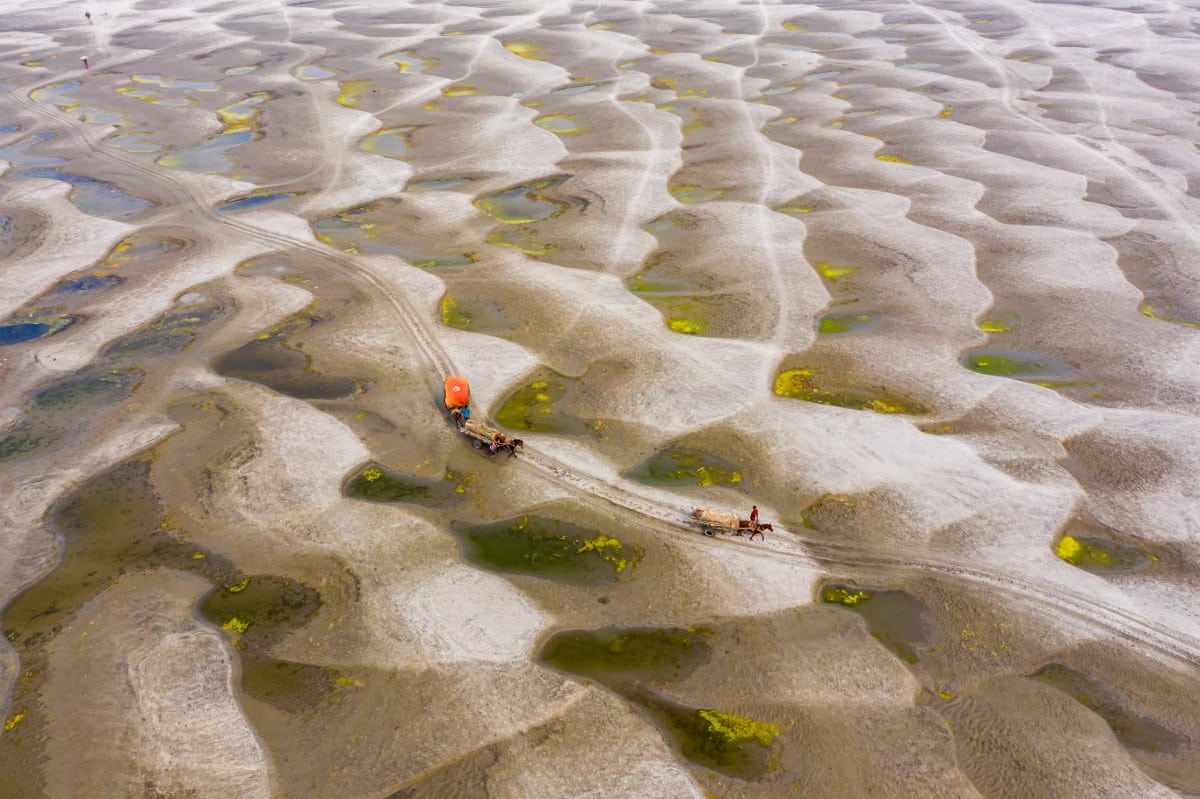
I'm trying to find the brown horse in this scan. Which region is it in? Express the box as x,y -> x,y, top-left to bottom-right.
738,520 -> 772,540
491,438 -> 524,457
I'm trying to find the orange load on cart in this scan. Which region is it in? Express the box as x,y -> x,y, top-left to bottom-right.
443,375 -> 470,409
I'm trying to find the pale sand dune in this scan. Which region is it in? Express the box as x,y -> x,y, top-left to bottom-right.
44,570 -> 271,799
2,0 -> 1200,795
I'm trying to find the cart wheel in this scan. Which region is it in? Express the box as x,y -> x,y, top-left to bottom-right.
703,527 -> 714,537
471,438 -> 483,449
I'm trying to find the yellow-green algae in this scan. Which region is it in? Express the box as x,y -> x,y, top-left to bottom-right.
454,515 -> 641,585
1030,663 -> 1186,754
629,445 -> 744,487
819,582 -> 929,665
978,314 -> 1017,333
4,709 -> 26,732
814,261 -> 856,281
1054,532 -> 1162,573
486,226 -> 556,257
962,348 -> 1073,380
1140,302 -> 1199,328
822,587 -> 872,606
384,50 -> 434,73
817,310 -> 878,334
535,114 -> 582,134
495,375 -> 596,435
640,696 -> 779,778
774,368 -> 921,414
343,461 -> 464,504
875,153 -> 912,165
359,126 -> 417,159
696,710 -> 780,747
503,41 -> 546,60
336,79 -> 371,107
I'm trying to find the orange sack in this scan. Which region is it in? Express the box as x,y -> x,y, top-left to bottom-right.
443,375 -> 470,409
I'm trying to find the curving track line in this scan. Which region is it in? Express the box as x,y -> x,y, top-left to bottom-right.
9,71 -> 1200,672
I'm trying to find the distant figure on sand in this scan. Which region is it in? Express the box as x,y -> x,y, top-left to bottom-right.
750,505 -> 758,524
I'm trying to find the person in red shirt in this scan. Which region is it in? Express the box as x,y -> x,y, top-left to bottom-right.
750,505 -> 759,524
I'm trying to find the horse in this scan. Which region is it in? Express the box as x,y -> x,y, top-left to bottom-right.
490,438 -> 524,457
738,519 -> 772,540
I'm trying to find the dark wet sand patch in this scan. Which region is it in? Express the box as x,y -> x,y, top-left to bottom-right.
540,626 -> 778,778
343,462 -> 466,505
212,314 -> 361,400
453,515 -> 640,586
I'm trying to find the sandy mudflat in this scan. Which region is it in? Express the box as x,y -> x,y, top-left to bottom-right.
2,0 -> 1200,796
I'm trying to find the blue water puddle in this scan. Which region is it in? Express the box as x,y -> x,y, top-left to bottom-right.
0,124 -> 19,134
7,167 -> 152,218
406,176 -> 469,192
52,274 -> 123,293
216,192 -> 295,213
158,129 -> 256,174
30,81 -> 81,106
0,131 -> 66,168
0,317 -> 76,345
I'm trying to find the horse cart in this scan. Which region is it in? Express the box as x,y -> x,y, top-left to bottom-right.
444,375 -> 523,457
689,507 -> 770,540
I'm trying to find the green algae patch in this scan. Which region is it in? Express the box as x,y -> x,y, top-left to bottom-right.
199,575 -> 321,650
628,445 -> 744,488
486,226 -> 556,257
540,627 -> 711,684
822,587 -> 871,606
774,368 -> 922,414
819,582 -> 927,665
875,153 -> 912,164
962,348 -> 1074,381
626,274 -> 697,294
1054,532 -> 1162,573
817,310 -> 878,334
697,709 -> 780,747
642,697 -> 777,779
814,261 -> 856,281
502,40 -> 546,60
495,373 -> 596,435
1029,663 -> 1186,753
1140,302 -> 1199,328
454,515 -> 640,585
659,297 -> 709,335
438,295 -> 513,332
343,462 -> 463,505
978,313 -> 1017,333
